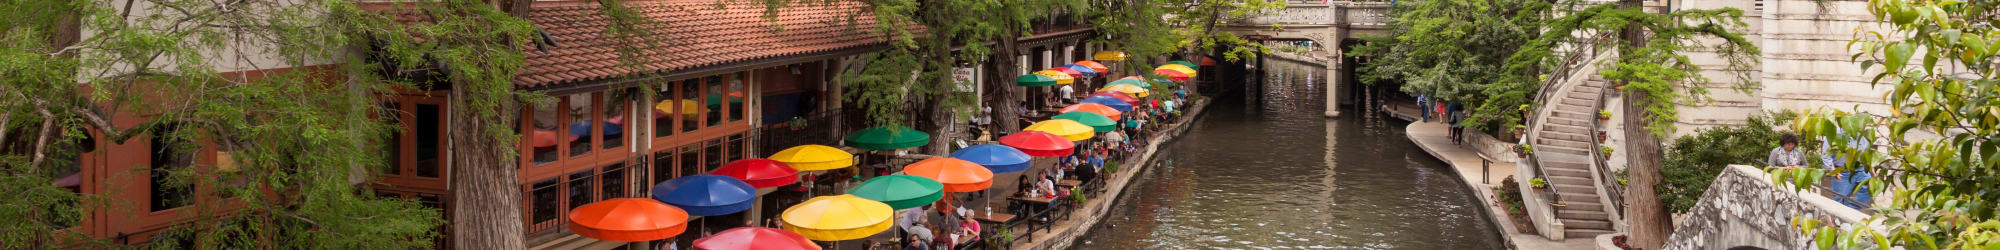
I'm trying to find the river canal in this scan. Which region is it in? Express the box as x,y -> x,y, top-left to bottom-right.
1070,59 -> 1506,249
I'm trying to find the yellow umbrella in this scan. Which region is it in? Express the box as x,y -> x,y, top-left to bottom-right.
1099,84 -> 1150,98
654,99 -> 704,118
1156,64 -> 1197,77
1092,51 -> 1130,61
1025,119 -> 1095,141
780,194 -> 895,241
1033,70 -> 1074,85
769,145 -> 854,171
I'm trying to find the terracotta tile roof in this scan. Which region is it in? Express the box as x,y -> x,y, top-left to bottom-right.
518,0 -> 893,87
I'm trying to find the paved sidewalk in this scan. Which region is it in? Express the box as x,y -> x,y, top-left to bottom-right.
1405,121 -> 1596,250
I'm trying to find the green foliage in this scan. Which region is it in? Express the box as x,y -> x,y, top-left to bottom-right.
1772,1 -> 2000,248
1353,0 -> 1552,129
1531,4 -> 1760,138
1658,112 -> 1795,213
1529,177 -> 1548,189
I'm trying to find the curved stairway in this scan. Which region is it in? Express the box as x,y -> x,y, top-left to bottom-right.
1536,76 -> 1616,239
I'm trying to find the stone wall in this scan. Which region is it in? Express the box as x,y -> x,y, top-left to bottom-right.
1667,0 -> 1890,138
1662,165 -> 1866,250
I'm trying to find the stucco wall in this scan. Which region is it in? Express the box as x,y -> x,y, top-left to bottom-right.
1667,0 -> 1889,137
1662,165 -> 1866,250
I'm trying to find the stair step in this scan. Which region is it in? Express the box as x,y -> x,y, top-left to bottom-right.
1562,219 -> 1613,230
1557,208 -> 1610,220
1548,117 -> 1593,127
1562,201 -> 1606,212
1544,167 -> 1591,178
1556,104 -> 1595,113
1560,97 -> 1595,107
1536,138 -> 1591,149
1566,91 -> 1602,100
1542,124 -> 1589,134
1551,111 -> 1592,120
1565,228 -> 1616,238
1538,146 -> 1590,156
1540,130 -> 1591,142
1549,176 -> 1593,186
1554,183 -> 1595,194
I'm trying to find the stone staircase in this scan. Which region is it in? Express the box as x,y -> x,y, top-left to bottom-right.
1535,77 -> 1616,239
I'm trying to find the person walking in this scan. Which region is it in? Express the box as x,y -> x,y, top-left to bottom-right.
1417,94 -> 1430,122
1767,133 -> 1806,168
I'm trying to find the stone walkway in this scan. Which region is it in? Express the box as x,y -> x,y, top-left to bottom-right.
1397,110 -> 1596,250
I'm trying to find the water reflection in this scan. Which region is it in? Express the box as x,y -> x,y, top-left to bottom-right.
1071,60 -> 1505,249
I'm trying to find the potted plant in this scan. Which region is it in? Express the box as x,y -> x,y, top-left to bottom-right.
1597,131 -> 1609,142
1515,144 -> 1534,158
1600,146 -> 1615,156
1519,104 -> 1533,118
1598,110 -> 1613,122
1511,124 -> 1528,140
1071,186 -> 1088,203
1529,177 -> 1548,189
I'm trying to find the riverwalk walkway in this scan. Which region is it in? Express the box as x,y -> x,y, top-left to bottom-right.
1392,108 -> 1595,249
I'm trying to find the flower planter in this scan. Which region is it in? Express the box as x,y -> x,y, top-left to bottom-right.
1597,132 -> 1608,142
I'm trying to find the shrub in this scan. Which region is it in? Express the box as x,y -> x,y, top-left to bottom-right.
1656,111 -> 1798,213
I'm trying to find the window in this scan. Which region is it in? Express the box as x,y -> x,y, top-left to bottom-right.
567,171 -> 595,210
706,76 -> 725,127
532,102 -> 558,165
729,73 -> 746,122
679,145 -> 700,177
704,139 -> 723,171
601,164 -> 626,199
530,179 -> 560,224
149,124 -> 193,212
654,81 -> 676,138
381,102 -> 403,175
568,93 -> 594,157
604,89 -> 632,149
727,134 -> 745,162
415,104 -> 442,178
652,152 -> 673,190
682,80 -> 701,133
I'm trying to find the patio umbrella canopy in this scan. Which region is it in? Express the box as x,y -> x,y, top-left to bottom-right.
532,130 -> 564,147
1016,73 -> 1058,87
1092,51 -> 1130,61
1060,102 -> 1125,120
1157,64 -> 1197,77
843,125 -> 930,150
654,99 -> 704,118
1199,56 -> 1218,66
651,175 -> 757,216
1025,119 -> 1096,141
1166,60 -> 1198,69
710,159 -> 799,188
1063,64 -> 1099,78
568,198 -> 690,242
845,175 -> 944,209
1049,67 -> 1084,79
780,194 -> 895,241
706,93 -> 745,109
1099,83 -> 1151,98
1080,96 -> 1135,112
570,122 -> 623,137
1033,70 -> 1074,85
1088,91 -> 1141,105
1073,60 -> 1109,73
692,227 -> 821,250
901,157 -> 995,192
999,131 -> 1075,157
769,145 -> 855,171
1052,112 -> 1118,132
949,144 -> 1033,173
1152,69 -> 1189,82
1107,78 -> 1151,89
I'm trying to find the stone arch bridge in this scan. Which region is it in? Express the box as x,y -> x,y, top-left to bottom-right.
1220,1 -> 1391,117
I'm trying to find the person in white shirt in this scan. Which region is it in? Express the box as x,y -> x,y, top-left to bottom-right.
1058,85 -> 1075,103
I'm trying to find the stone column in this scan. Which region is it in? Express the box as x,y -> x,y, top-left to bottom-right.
1325,8 -> 1346,118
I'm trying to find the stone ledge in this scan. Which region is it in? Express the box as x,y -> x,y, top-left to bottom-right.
1662,165 -> 1867,250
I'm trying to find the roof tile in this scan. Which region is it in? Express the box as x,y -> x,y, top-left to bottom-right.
515,0 -> 893,87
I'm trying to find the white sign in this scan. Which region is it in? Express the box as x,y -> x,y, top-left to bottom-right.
953,67 -> 977,93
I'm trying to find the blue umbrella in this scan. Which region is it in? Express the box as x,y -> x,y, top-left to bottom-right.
948,144 -> 1033,173
651,174 -> 757,216
569,122 -> 624,137
1065,64 -> 1099,78
1081,96 -> 1135,112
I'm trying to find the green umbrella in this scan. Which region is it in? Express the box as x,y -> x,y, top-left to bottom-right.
706,93 -> 745,109
1107,78 -> 1151,88
846,175 -> 945,210
1167,60 -> 1198,69
844,125 -> 930,150
1016,74 -> 1057,87
1052,112 -> 1117,133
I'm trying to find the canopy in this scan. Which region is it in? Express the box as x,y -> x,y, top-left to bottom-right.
1166,60 -> 1198,69
1107,78 -> 1151,89
902,157 -> 995,192
1049,67 -> 1085,80
999,131 -> 1075,157
1092,51 -> 1130,61
846,175 -> 944,209
651,175 -> 757,216
1073,60 -> 1109,73
570,121 -> 623,137
1025,119 -> 1096,141
769,145 -> 855,171
1060,103 -> 1125,120
1080,96 -> 1135,112
655,99 -> 705,118
780,194 -> 895,241
706,93 -> 745,109
1051,112 -> 1118,132
1156,64 -> 1197,76
843,125 -> 930,150
693,227 -> 820,250
1016,73 -> 1058,87
1033,70 -> 1074,85
1199,56 -> 1218,66
1063,64 -> 1099,78
949,144 -> 1033,173
1099,83 -> 1152,98
1087,91 -> 1141,105
568,198 -> 689,242
531,130 -> 564,148
1152,69 -> 1189,82
710,159 -> 799,188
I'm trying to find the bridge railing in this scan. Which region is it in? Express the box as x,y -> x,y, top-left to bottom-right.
1231,2 -> 1391,27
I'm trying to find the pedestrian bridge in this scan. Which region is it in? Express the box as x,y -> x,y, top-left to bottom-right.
1218,1 -> 1392,118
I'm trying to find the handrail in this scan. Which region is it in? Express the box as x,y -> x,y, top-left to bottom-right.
1587,69 -> 1627,219
1523,31 -> 1617,206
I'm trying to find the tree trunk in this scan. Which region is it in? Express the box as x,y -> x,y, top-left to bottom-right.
989,37 -> 1023,132
1618,0 -> 1672,248
921,46 -> 954,155
447,85 -> 525,249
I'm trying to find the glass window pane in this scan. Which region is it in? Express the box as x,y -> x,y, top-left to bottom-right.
654,82 -> 674,138
652,152 -> 673,191
381,102 -> 403,175
679,145 -> 700,177
532,102 -> 558,165
568,94 -> 594,157
727,134 -> 745,162
149,124 -> 192,212
415,104 -> 442,178
730,73 -> 746,122
604,89 -> 631,149
568,171 -> 594,209
531,179 -> 560,224
601,164 -> 626,198
682,80 -> 701,133
704,139 -> 723,172
706,76 -> 725,127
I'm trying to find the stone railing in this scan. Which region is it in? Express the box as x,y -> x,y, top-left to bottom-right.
1234,2 -> 1391,27
1662,165 -> 1868,250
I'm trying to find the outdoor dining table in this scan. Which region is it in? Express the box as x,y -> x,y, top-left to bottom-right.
1056,179 -> 1081,188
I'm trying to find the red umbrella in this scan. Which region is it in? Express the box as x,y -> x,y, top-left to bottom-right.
531,130 -> 563,148
1073,61 -> 1110,73
693,227 -> 821,250
1050,67 -> 1085,79
1200,56 -> 1218,66
999,131 -> 1075,157
1088,91 -> 1141,105
568,198 -> 689,242
1153,69 -> 1189,81
710,159 -> 800,188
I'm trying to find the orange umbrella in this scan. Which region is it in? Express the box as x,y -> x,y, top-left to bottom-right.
902,157 -> 994,192
568,198 -> 690,242
1060,103 -> 1124,120
1073,61 -> 1110,73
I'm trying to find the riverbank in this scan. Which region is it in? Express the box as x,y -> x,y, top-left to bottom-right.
1391,109 -> 1595,249
998,98 -> 1213,250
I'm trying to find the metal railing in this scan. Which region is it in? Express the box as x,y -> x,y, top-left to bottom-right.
755,109 -> 845,156
1587,72 -> 1627,218
1523,32 -> 1617,206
